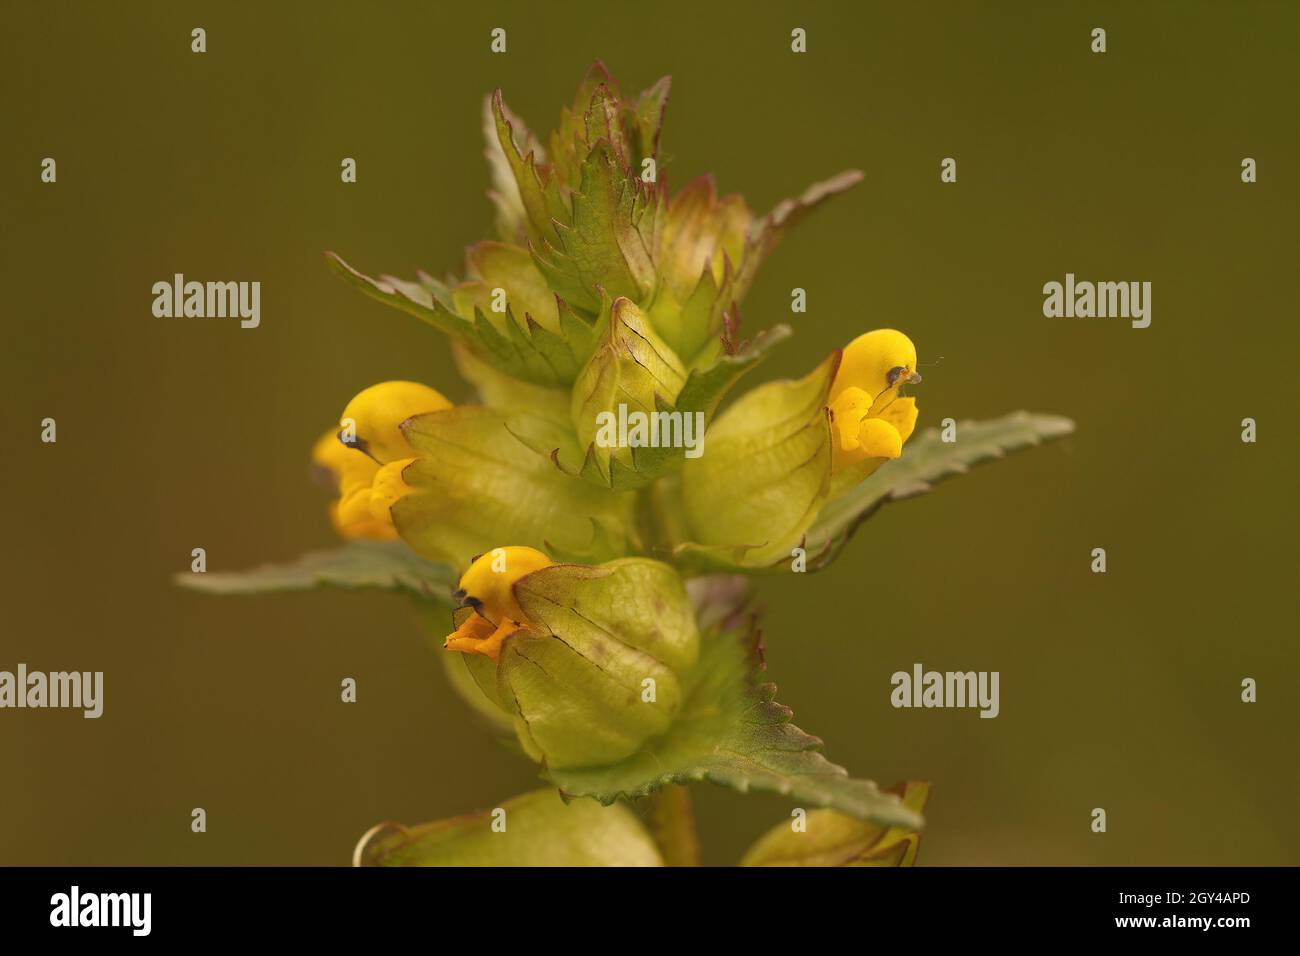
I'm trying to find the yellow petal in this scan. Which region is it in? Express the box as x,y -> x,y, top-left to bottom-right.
457,546 -> 554,626
368,457 -> 416,525
313,427 -> 381,489
830,329 -> 918,408
874,396 -> 919,446
828,386 -> 875,452
445,615 -> 524,663
444,611 -> 500,656
315,427 -> 394,539
329,499 -> 398,540
856,418 -> 903,460
336,484 -> 378,529
829,416 -> 902,474
340,381 -> 452,464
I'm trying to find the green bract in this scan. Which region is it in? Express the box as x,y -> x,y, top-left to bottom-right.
391,405 -> 638,566
327,61 -> 862,491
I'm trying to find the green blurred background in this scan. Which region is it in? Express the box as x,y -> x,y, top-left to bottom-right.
3,0 -> 1297,865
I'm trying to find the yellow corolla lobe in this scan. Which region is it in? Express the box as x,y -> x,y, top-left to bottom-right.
312,381 -> 452,539
827,330 -> 921,473
312,429 -> 396,539
340,380 -> 452,464
368,458 -> 417,524
445,546 -> 555,662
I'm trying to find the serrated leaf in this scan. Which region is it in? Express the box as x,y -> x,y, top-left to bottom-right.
533,143 -> 659,311
333,250 -> 588,388
492,89 -> 564,246
804,411 -> 1075,567
733,169 -> 864,301
357,787 -> 663,867
542,591 -> 924,831
482,94 -> 537,243
623,75 -> 671,169
547,61 -> 621,191
584,82 -> 626,165
173,539 -> 457,603
326,251 -> 470,338
649,175 -> 749,360
464,241 -> 562,334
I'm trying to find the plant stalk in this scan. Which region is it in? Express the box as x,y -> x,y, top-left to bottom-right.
644,784 -> 701,866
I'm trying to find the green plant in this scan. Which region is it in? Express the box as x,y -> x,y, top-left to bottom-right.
179,62 -> 1073,866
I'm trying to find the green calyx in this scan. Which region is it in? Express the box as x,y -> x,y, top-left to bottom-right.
458,558 -> 699,770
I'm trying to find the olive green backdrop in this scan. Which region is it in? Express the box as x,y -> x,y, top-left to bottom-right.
2,0 -> 1297,865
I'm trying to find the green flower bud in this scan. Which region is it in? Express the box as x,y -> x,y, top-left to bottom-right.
568,296 -> 688,488
558,293 -> 790,490
490,64 -> 662,313
740,782 -> 930,867
329,62 -> 861,394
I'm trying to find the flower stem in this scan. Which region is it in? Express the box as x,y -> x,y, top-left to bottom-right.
644,785 -> 701,866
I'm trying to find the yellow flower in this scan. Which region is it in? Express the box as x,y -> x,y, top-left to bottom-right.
311,430 -> 392,539
311,381 -> 452,539
827,329 -> 921,474
444,546 -> 554,662
340,380 -> 452,463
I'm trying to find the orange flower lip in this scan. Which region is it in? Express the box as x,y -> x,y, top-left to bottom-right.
443,547 -> 555,661
445,611 -> 523,663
